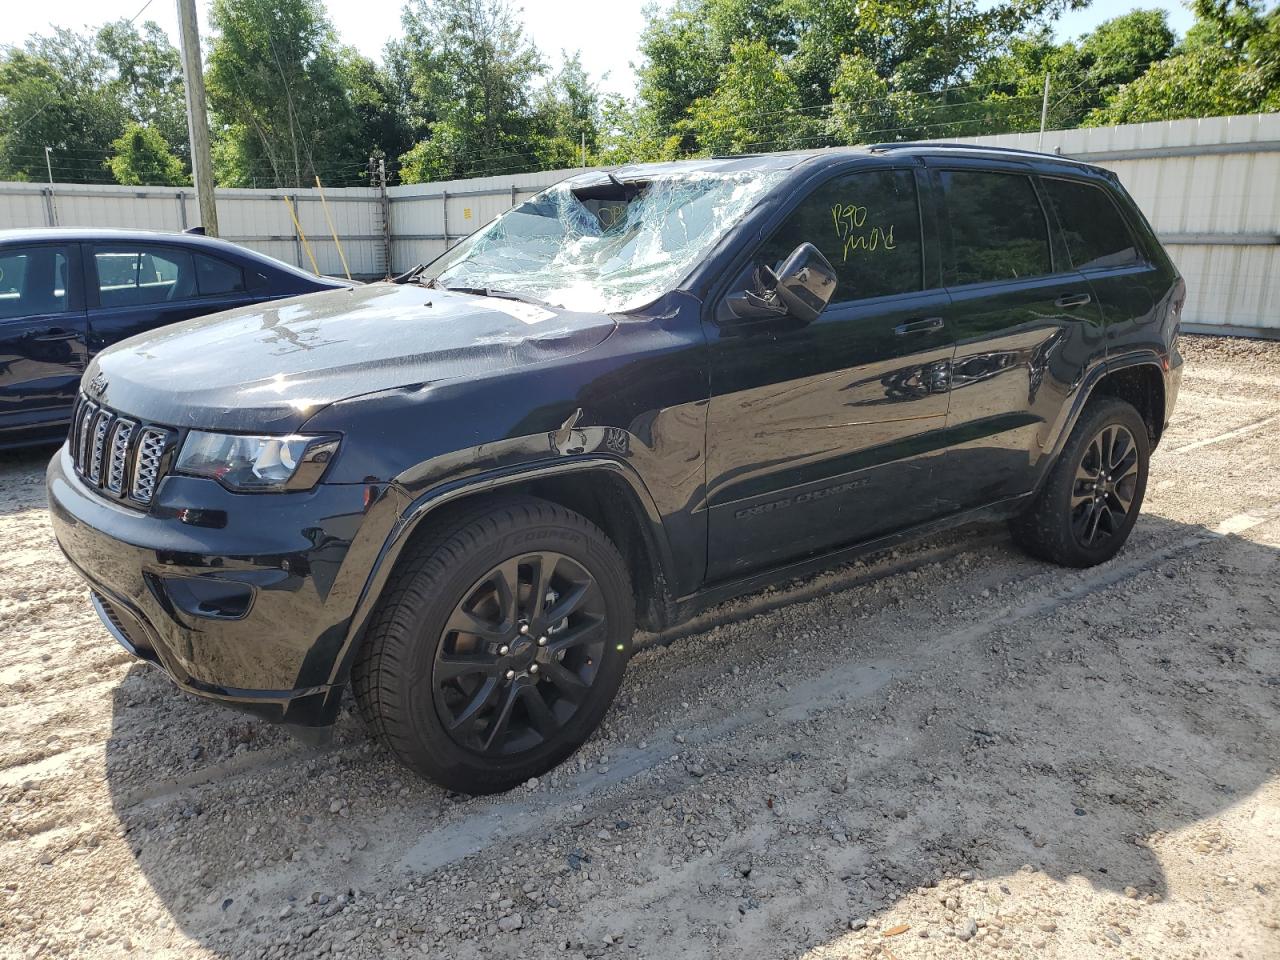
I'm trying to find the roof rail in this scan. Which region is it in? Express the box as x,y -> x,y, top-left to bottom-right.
868,141 -> 1068,159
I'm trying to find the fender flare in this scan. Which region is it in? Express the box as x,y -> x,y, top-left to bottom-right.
1045,349 -> 1168,464
326,456 -> 678,687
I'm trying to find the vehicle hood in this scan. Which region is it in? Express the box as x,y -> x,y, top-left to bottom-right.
86,283 -> 617,433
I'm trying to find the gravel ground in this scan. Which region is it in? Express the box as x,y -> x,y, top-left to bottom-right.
2,334 -> 1279,960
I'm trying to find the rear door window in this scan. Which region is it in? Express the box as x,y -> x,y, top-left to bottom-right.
1041,177 -> 1140,270
939,170 -> 1053,286
0,246 -> 71,319
93,246 -> 196,307
194,253 -> 246,296
757,168 -> 925,303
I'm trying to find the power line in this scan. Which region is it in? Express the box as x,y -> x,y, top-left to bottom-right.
128,0 -> 156,23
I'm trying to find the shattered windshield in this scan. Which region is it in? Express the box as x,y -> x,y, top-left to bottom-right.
420,170 -> 786,313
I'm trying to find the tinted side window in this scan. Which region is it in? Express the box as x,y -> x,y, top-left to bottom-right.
0,246 -> 70,319
94,246 -> 196,307
941,170 -> 1053,285
758,169 -> 923,303
195,253 -> 246,296
1042,178 -> 1139,270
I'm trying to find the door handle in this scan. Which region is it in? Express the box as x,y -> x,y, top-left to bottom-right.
31,329 -> 79,342
1055,293 -> 1093,309
894,317 -> 945,336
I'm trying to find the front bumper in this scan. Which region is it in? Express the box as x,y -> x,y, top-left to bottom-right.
47,444 -> 394,726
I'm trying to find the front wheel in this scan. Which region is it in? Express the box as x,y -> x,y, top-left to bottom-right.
1012,397 -> 1151,567
351,496 -> 634,793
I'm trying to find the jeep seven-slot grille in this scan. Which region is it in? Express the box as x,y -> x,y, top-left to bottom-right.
69,393 -> 175,507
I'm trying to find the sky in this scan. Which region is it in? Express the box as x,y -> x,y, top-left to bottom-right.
0,0 -> 1198,98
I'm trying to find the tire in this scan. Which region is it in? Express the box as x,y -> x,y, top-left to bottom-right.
1012,397 -> 1150,568
351,495 -> 634,794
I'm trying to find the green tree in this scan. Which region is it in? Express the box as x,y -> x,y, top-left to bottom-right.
594,95 -> 684,164
106,122 -> 187,185
1087,2 -> 1278,124
826,53 -> 937,144
1192,0 -> 1279,107
96,20 -> 189,163
0,29 -> 127,183
396,0 -> 545,182
632,0 -> 1081,155
684,40 -> 812,154
0,20 -> 188,185
207,0 -> 365,186
532,53 -> 603,169
337,47 -> 415,179
963,11 -> 1175,135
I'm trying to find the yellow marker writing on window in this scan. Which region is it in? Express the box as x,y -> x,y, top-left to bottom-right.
831,203 -> 896,261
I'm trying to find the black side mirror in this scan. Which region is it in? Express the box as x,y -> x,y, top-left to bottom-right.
771,242 -> 838,322
726,242 -> 838,323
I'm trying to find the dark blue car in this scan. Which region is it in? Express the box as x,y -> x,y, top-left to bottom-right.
0,228 -> 349,449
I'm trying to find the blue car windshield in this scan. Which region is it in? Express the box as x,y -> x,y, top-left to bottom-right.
422,170 -> 785,313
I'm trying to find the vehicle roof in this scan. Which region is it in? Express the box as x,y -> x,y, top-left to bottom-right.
601,143 -> 1109,186
861,141 -> 1104,171
2,226 -> 237,246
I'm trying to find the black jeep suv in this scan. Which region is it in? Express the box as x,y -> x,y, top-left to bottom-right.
48,144 -> 1183,793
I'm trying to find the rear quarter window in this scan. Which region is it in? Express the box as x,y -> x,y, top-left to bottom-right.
195,253 -> 246,296
1041,177 -> 1141,270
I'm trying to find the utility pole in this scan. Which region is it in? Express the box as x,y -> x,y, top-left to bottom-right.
374,156 -> 392,279
176,0 -> 219,236
581,133 -> 587,168
1038,72 -> 1051,151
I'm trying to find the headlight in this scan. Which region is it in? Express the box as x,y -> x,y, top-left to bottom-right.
175,432 -> 340,492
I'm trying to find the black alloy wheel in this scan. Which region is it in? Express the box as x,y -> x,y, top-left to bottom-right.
433,552 -> 607,756
351,495 -> 633,794
1070,423 -> 1141,549
1011,397 -> 1150,568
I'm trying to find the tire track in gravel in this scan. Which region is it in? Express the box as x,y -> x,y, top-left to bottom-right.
204,507 -> 1280,960
161,503 -> 1271,945
380,501 -> 1280,877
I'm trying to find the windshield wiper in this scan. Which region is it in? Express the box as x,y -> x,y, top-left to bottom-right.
441,285 -> 554,309
393,264 -> 434,285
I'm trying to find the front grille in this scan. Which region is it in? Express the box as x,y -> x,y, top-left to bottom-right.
131,428 -> 169,504
106,419 -> 136,494
88,410 -> 112,484
69,393 -> 175,508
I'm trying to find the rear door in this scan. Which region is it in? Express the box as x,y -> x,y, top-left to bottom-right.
1038,174 -> 1174,347
85,242 -> 256,356
0,242 -> 87,437
930,160 -> 1106,510
704,164 -> 956,581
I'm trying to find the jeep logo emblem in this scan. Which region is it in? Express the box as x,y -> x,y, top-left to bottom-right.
87,372 -> 108,398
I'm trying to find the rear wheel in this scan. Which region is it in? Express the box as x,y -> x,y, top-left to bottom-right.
351,496 -> 633,793
1012,397 -> 1150,567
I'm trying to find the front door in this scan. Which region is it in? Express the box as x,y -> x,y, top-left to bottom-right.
704,166 -> 955,582
0,242 -> 87,438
